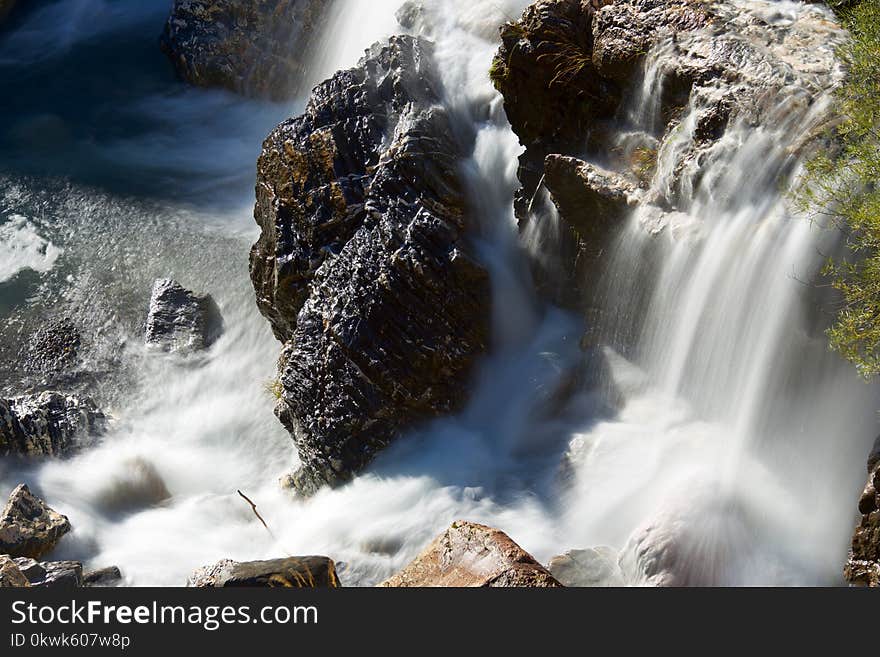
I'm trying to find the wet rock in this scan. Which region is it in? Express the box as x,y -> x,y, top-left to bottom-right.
845,436 -> 880,587
0,391 -> 105,458
250,36 -> 491,495
547,546 -> 624,587
0,555 -> 29,588
188,557 -> 341,587
381,521 -> 562,587
20,319 -> 81,377
83,566 -> 123,587
493,0 -> 843,308
91,457 -> 171,514
0,484 -> 71,559
160,0 -> 328,100
14,558 -> 83,588
145,279 -> 224,353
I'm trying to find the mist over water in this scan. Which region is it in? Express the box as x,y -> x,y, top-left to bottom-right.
0,0 -> 876,586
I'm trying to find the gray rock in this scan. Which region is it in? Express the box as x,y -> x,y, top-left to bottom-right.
145,279 -> 224,353
0,555 -> 29,588
0,391 -> 105,458
250,36 -> 491,495
0,484 -> 71,559
20,319 -> 81,377
547,547 -> 625,587
14,558 -> 83,588
160,0 -> 328,100
83,566 -> 123,588
188,557 -> 340,588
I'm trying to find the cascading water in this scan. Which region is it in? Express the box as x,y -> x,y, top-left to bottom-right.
0,0 -> 875,587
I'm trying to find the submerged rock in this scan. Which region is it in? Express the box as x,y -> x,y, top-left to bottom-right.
145,279 -> 224,353
160,0 -> 328,100
20,319 -> 82,379
0,392 -> 105,458
188,557 -> 341,587
844,436 -> 880,586
0,555 -> 29,588
381,521 -> 562,587
250,36 -> 491,495
0,484 -> 71,559
547,546 -> 624,587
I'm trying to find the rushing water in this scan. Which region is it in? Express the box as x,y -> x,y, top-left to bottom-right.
0,0 -> 876,586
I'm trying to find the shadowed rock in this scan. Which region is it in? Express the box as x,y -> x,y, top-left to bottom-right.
84,566 -> 123,588
381,521 -> 562,587
0,391 -> 105,458
250,36 -> 491,495
14,558 -> 82,588
0,484 -> 71,559
845,436 -> 880,586
160,0 -> 328,100
188,557 -> 341,587
0,555 -> 29,588
145,279 -> 224,353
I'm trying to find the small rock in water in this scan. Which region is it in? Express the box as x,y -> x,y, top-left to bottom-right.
21,318 -> 81,376
0,484 -> 71,559
188,557 -> 341,588
547,547 -> 624,587
0,555 -> 29,588
91,457 -> 170,514
145,278 -> 223,353
381,521 -> 562,587
0,391 -> 106,458
83,566 -> 123,588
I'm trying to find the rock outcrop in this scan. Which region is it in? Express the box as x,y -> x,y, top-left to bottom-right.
0,484 -> 71,559
844,437 -> 880,586
381,521 -> 562,587
160,0 -> 328,100
0,392 -> 105,458
83,566 -> 123,588
145,279 -> 224,353
188,557 -> 341,587
250,36 -> 491,495
491,0 -> 842,307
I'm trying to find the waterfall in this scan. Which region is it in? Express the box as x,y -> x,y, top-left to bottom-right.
0,0 -> 876,586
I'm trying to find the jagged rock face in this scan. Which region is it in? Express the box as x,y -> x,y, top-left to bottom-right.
160,0 -> 328,100
145,279 -> 224,353
492,0 -> 842,307
188,557 -> 341,587
0,484 -> 71,559
250,36 -> 491,495
0,391 -> 106,458
845,438 -> 880,586
382,521 -> 562,587
14,558 -> 83,589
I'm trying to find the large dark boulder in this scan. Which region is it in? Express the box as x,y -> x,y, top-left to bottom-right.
160,0 -> 328,100
188,557 -> 340,587
845,437 -> 880,586
0,391 -> 105,458
0,484 -> 71,559
250,36 -> 491,495
145,279 -> 224,353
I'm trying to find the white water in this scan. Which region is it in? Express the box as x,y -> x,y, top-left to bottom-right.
0,0 -> 876,586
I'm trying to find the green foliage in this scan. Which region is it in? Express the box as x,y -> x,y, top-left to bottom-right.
264,377 -> 284,400
800,0 -> 880,377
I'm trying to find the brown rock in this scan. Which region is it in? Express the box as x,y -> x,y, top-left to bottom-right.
0,555 -> 29,588
845,438 -> 880,587
381,521 -> 562,587
0,484 -> 71,559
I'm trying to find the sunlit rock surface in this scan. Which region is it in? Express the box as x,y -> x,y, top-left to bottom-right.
188,557 -> 341,587
250,36 -> 491,495
845,438 -> 880,586
145,278 -> 224,353
0,484 -> 71,559
0,391 -> 105,458
382,521 -> 562,587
